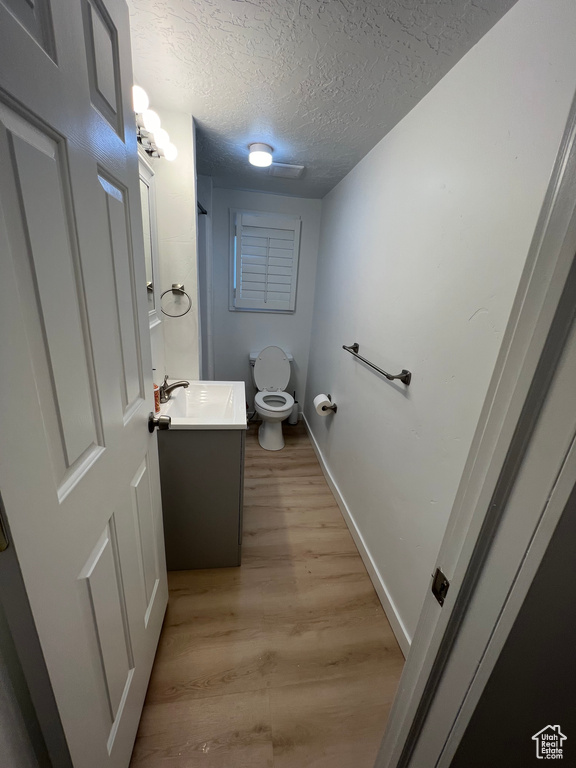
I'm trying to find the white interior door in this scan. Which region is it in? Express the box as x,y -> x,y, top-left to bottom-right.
0,1 -> 168,767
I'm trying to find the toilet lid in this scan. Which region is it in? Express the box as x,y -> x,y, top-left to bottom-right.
253,346 -> 291,392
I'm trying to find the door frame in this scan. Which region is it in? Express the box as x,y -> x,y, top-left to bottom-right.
376,91 -> 576,767
138,151 -> 162,331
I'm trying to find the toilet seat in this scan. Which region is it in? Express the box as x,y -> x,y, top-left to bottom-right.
255,390 -> 294,413
253,346 -> 291,392
252,346 -> 293,451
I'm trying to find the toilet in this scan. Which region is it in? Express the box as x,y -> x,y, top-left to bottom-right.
250,346 -> 294,451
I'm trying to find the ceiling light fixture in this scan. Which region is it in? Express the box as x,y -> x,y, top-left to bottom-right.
248,143 -> 273,167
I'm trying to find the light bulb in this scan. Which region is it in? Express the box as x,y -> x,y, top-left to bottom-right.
142,109 -> 161,133
164,143 -> 178,161
248,143 -> 273,167
153,128 -> 170,149
132,85 -> 149,113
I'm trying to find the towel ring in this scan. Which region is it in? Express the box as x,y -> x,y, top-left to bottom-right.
160,284 -> 192,318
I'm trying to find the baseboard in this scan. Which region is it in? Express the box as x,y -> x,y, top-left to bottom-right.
302,413 -> 411,657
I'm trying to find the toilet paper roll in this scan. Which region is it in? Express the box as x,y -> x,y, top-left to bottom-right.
314,394 -> 332,415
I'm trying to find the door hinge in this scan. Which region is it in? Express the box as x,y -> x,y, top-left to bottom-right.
431,567 -> 450,606
0,515 -> 8,552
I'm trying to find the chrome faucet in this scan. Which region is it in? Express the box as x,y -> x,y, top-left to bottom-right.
159,375 -> 189,403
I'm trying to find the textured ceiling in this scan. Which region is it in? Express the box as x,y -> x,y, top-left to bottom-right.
128,0 -> 517,199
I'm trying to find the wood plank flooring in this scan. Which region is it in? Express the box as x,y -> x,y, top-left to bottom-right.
130,420 -> 404,768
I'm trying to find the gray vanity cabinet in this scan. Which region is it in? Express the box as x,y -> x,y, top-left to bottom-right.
158,429 -> 245,570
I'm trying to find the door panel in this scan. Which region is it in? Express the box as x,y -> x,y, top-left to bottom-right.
80,523 -> 134,726
82,0 -> 122,133
0,103 -> 105,498
98,173 -> 145,419
1,0 -> 56,59
5,111 -> 102,469
131,455 -> 161,625
0,1 -> 168,766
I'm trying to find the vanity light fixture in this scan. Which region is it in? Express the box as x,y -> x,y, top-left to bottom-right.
132,85 -> 149,113
142,109 -> 161,134
132,85 -> 177,161
164,143 -> 178,162
248,143 -> 273,167
153,128 -> 170,150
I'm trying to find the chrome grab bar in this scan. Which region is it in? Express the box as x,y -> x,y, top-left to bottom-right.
342,343 -> 412,386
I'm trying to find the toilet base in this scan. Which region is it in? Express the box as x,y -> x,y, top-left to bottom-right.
258,420 -> 285,451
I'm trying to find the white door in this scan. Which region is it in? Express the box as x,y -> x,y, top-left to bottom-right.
0,1 -> 168,767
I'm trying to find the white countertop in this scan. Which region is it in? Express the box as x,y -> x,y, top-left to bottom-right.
159,380 -> 247,430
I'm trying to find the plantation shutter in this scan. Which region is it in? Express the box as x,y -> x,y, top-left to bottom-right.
234,212 -> 301,311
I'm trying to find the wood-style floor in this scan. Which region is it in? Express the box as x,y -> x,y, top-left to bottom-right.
130,420 -> 404,768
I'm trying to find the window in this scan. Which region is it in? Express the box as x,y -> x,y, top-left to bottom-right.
230,209 -> 301,312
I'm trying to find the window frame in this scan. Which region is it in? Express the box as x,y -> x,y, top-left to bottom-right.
228,208 -> 302,313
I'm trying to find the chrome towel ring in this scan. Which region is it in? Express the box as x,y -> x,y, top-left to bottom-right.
160,283 -> 192,318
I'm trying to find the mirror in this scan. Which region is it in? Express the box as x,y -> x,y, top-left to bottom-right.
138,156 -> 161,327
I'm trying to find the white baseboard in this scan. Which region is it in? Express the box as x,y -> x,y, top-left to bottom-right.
302,413 -> 411,657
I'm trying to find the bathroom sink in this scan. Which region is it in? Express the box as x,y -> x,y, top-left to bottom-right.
159,380 -> 247,430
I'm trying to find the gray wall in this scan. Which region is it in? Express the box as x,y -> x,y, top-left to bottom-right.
197,174 -> 214,379
303,0 -> 576,649
211,188 -> 321,411
450,480 -> 576,767
0,497 -> 72,768
0,602 -> 43,768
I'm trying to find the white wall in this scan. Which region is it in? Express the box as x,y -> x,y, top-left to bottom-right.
211,189 -> 321,410
151,111 -> 199,380
304,0 -> 576,649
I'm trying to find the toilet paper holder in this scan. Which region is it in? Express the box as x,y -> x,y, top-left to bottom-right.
322,395 -> 337,413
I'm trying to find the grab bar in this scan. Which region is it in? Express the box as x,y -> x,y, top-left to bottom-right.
342,343 -> 412,386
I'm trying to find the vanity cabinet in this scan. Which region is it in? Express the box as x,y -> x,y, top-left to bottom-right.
158,429 -> 245,570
